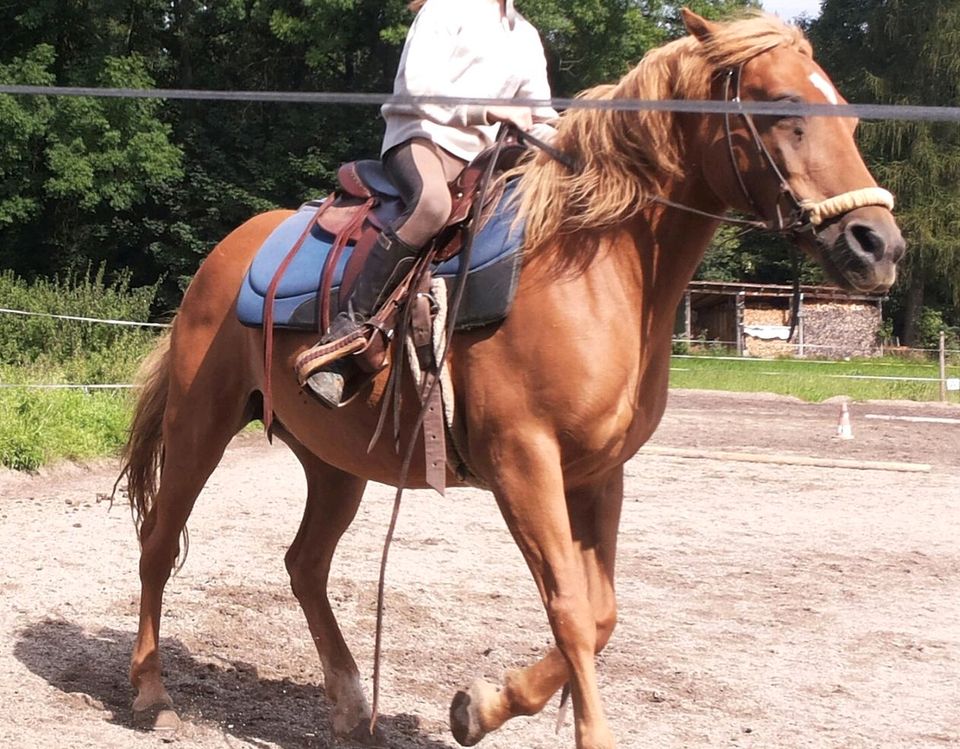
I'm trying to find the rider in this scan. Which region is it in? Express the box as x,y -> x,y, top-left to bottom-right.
305,0 -> 558,407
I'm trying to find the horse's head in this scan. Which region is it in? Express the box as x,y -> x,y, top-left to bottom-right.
684,9 -> 905,293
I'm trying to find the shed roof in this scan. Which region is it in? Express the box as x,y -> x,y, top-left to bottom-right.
688,280 -> 882,303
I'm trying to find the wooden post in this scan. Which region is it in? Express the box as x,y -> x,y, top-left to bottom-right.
940,330 -> 947,402
684,290 -> 692,345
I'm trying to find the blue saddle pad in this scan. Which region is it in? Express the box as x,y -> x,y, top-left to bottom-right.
236,181 -> 524,331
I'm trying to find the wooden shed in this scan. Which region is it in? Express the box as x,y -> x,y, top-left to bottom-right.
677,281 -> 884,358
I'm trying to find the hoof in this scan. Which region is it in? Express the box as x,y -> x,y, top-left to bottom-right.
345,721 -> 387,747
450,689 -> 484,747
132,702 -> 181,734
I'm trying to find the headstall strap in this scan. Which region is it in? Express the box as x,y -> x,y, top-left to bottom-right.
724,63 -> 811,235
724,67 -> 768,223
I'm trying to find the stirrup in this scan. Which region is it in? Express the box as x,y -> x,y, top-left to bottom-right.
295,321 -> 368,385
305,360 -> 350,408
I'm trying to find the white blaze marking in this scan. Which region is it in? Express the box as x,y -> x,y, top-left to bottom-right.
809,72 -> 839,105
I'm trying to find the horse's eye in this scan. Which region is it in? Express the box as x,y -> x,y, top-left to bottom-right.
775,115 -> 804,131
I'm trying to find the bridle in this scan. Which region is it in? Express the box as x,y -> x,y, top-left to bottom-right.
657,58 -> 895,340
722,63 -> 814,234
523,53 -> 897,348
650,61 -> 895,239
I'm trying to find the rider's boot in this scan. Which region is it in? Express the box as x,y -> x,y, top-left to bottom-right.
305,229 -> 420,408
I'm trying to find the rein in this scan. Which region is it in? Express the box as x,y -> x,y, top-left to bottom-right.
517,128 -> 578,172
368,127 -> 510,735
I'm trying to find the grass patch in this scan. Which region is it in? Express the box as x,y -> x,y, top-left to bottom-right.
0,343 -> 155,471
0,267 -> 163,470
0,386 -> 132,471
670,353 -> 960,403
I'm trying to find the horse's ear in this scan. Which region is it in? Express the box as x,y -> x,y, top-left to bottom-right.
682,8 -> 720,43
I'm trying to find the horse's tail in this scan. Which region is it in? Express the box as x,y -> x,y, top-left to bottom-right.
117,331 -> 172,542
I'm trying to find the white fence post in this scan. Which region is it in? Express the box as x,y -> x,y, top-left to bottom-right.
736,291 -> 745,357
940,330 -> 947,402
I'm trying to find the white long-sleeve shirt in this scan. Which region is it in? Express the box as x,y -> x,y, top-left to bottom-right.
381,0 -> 558,161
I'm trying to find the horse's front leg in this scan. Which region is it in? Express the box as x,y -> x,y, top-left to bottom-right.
453,442 -> 618,749
451,466 -> 623,745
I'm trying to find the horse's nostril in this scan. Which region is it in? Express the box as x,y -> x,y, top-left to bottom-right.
848,223 -> 885,261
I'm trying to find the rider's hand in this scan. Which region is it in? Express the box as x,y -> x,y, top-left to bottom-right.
486,105 -> 534,131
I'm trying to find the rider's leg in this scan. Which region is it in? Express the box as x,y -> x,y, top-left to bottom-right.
306,139 -> 464,407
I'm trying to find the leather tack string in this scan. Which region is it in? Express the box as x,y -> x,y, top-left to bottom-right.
262,200 -> 332,436
368,127 -> 511,735
517,128 -> 580,172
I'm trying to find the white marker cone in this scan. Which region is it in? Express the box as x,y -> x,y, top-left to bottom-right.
836,402 -> 854,440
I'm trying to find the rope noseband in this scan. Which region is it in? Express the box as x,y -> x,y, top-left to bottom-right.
799,188 -> 894,226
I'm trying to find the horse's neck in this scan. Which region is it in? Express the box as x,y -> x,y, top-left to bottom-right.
609,179 -> 723,348
648,187 -> 722,308
518,171 -> 723,354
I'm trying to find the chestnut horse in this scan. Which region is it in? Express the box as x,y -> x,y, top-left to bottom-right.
121,10 -> 904,749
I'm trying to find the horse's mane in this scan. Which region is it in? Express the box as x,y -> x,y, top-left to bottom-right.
515,12 -> 811,251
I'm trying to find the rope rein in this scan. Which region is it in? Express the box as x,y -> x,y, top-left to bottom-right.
368,127 -> 511,736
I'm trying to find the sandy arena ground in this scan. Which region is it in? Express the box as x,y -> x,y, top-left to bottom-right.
1,389 -> 958,749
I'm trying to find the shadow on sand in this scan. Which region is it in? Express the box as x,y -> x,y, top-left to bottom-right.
15,618 -> 454,748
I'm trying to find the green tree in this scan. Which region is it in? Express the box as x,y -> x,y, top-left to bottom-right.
809,0 -> 960,344
1,0 -> 758,309
0,44 -> 183,279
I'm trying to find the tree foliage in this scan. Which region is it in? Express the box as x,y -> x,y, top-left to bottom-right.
0,0 -> 756,307
809,0 -> 960,341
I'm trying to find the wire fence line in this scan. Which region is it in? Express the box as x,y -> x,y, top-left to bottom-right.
672,336 -> 960,356
8,372 -> 957,390
6,358 -> 957,391
0,383 -> 136,390
671,353 -> 960,366
0,307 -> 170,328
6,84 -> 960,122
1,307 -> 954,357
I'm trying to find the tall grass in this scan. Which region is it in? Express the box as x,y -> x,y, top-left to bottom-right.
0,267 -> 160,470
0,385 -> 132,471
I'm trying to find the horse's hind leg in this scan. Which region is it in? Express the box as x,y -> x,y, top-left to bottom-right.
130,429 -> 243,728
128,336 -> 253,729
451,466 -> 623,748
278,434 -> 376,743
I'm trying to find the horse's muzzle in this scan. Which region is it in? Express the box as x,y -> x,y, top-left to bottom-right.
817,205 -> 906,293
